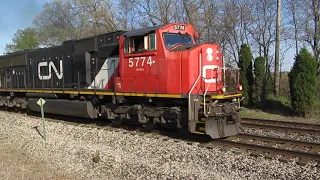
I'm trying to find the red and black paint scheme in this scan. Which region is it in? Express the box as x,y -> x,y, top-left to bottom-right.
0,23 -> 243,139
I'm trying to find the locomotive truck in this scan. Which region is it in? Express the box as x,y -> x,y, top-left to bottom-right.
0,23 -> 243,139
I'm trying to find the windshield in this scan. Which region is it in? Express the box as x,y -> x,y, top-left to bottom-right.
163,33 -> 193,49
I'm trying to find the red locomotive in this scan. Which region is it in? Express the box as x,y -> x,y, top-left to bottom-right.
0,23 -> 243,139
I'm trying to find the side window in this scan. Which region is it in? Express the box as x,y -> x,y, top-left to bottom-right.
133,37 -> 144,52
149,34 -> 156,50
124,38 -> 130,53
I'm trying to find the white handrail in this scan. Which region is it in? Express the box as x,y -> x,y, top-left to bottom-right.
188,52 -> 202,122
203,79 -> 211,117
223,55 -> 226,88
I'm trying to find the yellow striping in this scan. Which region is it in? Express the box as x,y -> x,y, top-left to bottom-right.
199,127 -> 205,131
0,88 -> 240,99
211,93 -> 242,99
0,88 -> 182,98
192,131 -> 205,135
114,92 -> 182,98
200,117 -> 206,121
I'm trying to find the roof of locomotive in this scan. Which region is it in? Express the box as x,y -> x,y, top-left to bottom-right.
0,23 -> 185,58
122,24 -> 165,37
0,30 -> 126,58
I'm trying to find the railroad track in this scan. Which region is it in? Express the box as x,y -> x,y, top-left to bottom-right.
241,117 -> 320,135
2,109 -> 320,167
208,133 -> 320,166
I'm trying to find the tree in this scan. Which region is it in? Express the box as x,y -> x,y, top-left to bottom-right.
239,44 -> 253,106
32,0 -> 118,46
285,0 -> 301,55
5,28 -> 39,53
289,48 -> 317,116
299,0 -> 320,63
252,56 -> 266,107
274,0 -> 281,97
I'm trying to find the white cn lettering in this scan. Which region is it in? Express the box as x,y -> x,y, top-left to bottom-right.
38,60 -> 63,80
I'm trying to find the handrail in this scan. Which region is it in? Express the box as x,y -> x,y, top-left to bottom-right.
203,78 -> 212,117
188,52 -> 202,122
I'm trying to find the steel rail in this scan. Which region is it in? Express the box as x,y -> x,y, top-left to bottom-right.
236,133 -> 320,149
241,117 -> 320,130
214,137 -> 320,162
241,118 -> 320,135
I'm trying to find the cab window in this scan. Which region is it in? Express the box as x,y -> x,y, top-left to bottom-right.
149,34 -> 156,50
163,33 -> 193,49
124,38 -> 130,53
124,34 -> 157,53
133,36 -> 144,52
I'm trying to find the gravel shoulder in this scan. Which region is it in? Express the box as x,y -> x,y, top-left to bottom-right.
0,111 -> 319,180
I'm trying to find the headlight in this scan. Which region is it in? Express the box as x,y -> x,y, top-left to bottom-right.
239,85 -> 243,91
222,87 -> 226,92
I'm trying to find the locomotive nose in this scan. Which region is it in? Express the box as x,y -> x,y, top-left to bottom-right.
198,45 -> 224,93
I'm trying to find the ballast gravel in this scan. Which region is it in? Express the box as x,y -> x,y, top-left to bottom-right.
0,111 -> 319,180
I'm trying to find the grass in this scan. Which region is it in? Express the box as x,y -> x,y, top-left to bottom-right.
240,96 -> 320,124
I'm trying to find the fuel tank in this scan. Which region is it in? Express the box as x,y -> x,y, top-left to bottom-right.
27,98 -> 98,119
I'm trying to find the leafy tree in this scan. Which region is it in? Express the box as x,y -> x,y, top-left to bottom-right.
32,0 -> 118,46
252,56 -> 266,107
239,44 -> 254,106
5,28 -> 39,53
289,48 -> 318,116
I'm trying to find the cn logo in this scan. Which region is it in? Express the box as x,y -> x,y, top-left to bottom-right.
38,60 -> 63,80
202,65 -> 217,83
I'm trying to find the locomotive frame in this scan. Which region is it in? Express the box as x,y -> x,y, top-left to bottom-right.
0,23 -> 243,139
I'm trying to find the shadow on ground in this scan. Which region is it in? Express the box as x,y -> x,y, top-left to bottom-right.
261,98 -> 297,117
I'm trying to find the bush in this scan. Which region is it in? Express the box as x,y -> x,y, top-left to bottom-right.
288,48 -> 318,116
252,56 -> 266,107
239,44 -> 253,106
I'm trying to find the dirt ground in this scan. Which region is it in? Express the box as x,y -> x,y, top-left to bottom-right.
0,141 -> 73,180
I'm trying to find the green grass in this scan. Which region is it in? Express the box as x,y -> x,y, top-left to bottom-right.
266,95 -> 291,108
240,96 -> 320,124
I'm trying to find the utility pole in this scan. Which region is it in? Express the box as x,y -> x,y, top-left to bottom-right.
274,0 -> 281,97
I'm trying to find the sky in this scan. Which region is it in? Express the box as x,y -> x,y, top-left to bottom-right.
0,0 -> 50,54
0,0 -> 295,71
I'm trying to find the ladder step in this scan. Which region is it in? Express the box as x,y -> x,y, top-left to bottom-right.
199,127 -> 205,131
196,121 -> 206,124
192,131 -> 205,135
